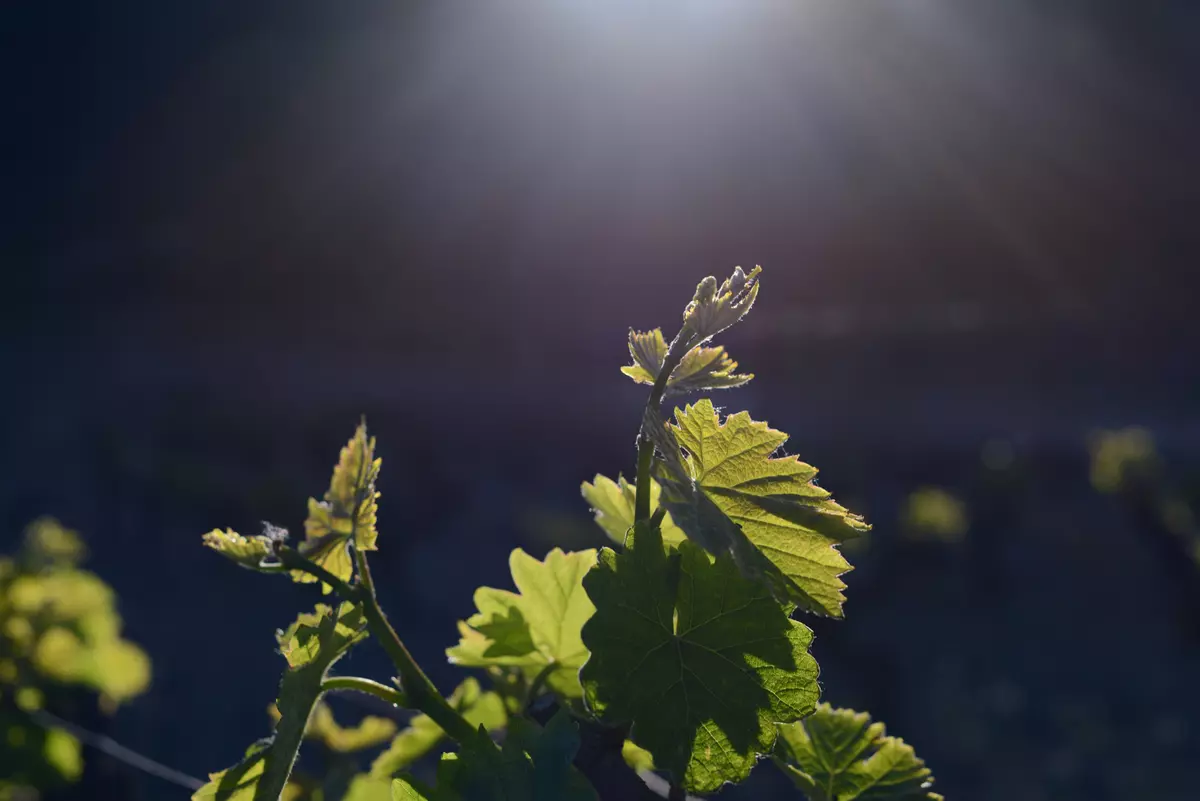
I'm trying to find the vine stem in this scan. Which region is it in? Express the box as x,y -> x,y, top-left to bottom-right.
276,546 -> 475,743
320,676 -> 408,708
634,332 -> 696,522
276,547 -> 355,597
353,548 -> 477,743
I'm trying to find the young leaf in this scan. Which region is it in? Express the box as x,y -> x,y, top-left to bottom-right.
621,329 -> 753,397
447,549 -> 596,699
294,423 -> 382,591
580,474 -> 685,547
202,528 -> 274,570
774,705 -> 943,801
580,521 -> 820,793
679,265 -> 762,345
652,399 -> 869,618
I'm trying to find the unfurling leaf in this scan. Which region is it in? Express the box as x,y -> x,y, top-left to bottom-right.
295,422 -> 382,591
775,705 -> 943,801
679,265 -> 762,345
580,474 -> 684,547
447,549 -> 596,699
651,399 -> 868,618
621,329 -> 753,397
580,521 -> 819,793
203,528 -> 274,570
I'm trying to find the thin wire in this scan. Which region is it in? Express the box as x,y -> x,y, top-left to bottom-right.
29,708 -> 205,791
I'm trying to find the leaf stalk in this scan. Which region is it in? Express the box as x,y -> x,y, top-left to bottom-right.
353,548 -> 477,743
320,676 -> 408,708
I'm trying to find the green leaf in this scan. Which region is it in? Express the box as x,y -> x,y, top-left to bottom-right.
343,775 -> 402,801
447,549 -> 597,699
580,474 -> 685,547
580,521 -> 820,793
295,422 -> 382,591
43,728 -> 82,782
421,710 -> 597,801
621,329 -> 753,397
391,779 -> 432,801
621,739 -> 655,772
202,528 -> 274,570
193,740 -> 270,801
652,399 -> 869,618
277,601 -> 368,669
369,678 -> 507,779
306,703 -> 397,753
774,705 -> 943,801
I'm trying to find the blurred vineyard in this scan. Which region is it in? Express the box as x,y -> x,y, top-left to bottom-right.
3,386 -> 1197,801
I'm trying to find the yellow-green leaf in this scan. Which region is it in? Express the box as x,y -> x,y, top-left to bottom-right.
653,399 -> 869,617
775,705 -> 943,801
193,741 -> 270,801
295,423 -> 382,591
447,549 -> 596,699
679,266 -> 762,344
304,703 -> 397,753
580,474 -> 684,547
622,328 -> 753,397
203,529 -> 274,570
43,728 -> 83,782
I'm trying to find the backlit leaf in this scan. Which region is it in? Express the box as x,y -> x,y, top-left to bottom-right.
621,329 -> 753,397
580,474 -> 685,547
43,728 -> 82,781
775,705 -> 943,801
402,709 -> 596,801
679,266 -> 762,345
621,740 -> 655,772
369,678 -> 507,779
306,703 -> 397,753
391,779 -> 431,800
203,528 -> 274,570
652,399 -> 869,618
580,521 -> 819,793
193,741 -> 270,801
447,549 -> 596,699
295,423 -> 382,591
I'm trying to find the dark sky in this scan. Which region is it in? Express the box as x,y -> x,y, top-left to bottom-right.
6,0 -> 1199,354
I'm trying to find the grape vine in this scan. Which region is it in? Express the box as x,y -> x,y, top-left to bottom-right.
199,268 -> 942,801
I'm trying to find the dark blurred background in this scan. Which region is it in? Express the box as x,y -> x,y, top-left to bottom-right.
3,1 -> 1200,799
